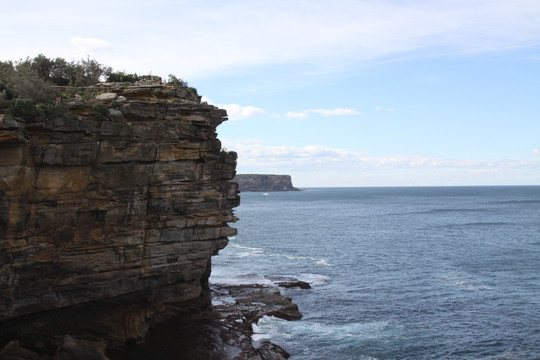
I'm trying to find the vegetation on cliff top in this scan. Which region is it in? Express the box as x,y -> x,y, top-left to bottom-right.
0,54 -> 192,120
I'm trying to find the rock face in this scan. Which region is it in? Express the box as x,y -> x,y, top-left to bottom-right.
233,174 -> 299,192
0,83 -> 239,324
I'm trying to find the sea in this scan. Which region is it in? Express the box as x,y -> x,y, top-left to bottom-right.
210,186 -> 540,359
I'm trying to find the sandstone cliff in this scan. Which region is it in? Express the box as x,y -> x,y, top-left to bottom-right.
0,83 -> 239,326
233,174 -> 300,192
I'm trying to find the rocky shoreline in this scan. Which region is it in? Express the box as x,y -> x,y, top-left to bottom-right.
0,279 -> 308,360
107,280 -> 307,360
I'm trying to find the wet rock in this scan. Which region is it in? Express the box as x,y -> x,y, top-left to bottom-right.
0,341 -> 47,360
266,276 -> 311,289
53,336 -> 104,360
257,341 -> 290,360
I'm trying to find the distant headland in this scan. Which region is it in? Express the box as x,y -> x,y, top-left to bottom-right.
233,174 -> 300,192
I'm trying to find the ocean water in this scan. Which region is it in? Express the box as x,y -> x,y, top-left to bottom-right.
210,186 -> 540,359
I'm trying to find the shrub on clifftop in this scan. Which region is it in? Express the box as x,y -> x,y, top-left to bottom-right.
167,74 -> 189,87
0,55 -> 198,121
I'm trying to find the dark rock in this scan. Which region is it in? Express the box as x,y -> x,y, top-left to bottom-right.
106,284 -> 301,360
275,281 -> 311,289
265,276 -> 311,289
257,341 -> 290,360
53,336 -> 104,360
0,341 -> 48,360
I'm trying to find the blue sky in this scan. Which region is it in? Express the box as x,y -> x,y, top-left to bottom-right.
3,0 -> 540,186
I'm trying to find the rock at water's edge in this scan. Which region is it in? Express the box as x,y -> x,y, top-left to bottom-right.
106,283 -> 303,360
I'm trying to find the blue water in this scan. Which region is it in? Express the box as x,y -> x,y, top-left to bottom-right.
211,186 -> 540,359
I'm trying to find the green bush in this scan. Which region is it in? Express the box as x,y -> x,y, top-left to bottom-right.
0,81 -> 14,110
0,98 -> 12,110
9,99 -> 36,121
93,102 -> 109,121
0,81 -> 14,100
109,100 -> 123,108
219,149 -> 238,163
106,71 -> 141,83
167,74 -> 189,87
35,103 -> 66,120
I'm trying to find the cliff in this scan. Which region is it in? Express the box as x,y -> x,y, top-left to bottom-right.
0,83 -> 239,343
233,174 -> 300,192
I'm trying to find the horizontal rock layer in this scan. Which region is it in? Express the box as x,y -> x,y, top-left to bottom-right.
0,84 -> 239,323
233,174 -> 299,192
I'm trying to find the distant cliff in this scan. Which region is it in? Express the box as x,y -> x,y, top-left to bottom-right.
233,174 -> 300,192
0,83 -> 239,345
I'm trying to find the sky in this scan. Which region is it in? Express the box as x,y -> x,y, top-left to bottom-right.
3,0 -> 540,187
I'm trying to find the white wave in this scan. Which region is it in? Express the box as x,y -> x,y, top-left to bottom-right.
270,253 -> 332,267
210,273 -> 276,287
252,315 -> 399,344
226,243 -> 331,266
236,252 -> 258,258
229,243 -> 265,252
228,243 -> 265,258
211,295 -> 236,306
439,271 -> 494,291
298,273 -> 330,286
317,259 -> 331,266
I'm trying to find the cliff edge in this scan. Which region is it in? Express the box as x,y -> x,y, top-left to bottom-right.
0,83 -> 239,347
233,174 -> 300,192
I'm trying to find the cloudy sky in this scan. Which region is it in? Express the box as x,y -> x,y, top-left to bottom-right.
4,0 -> 540,187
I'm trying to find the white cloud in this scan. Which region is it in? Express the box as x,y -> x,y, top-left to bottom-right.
4,1 -> 540,78
222,104 -> 266,121
285,108 -> 361,119
531,149 -> 539,156
285,111 -> 309,119
202,97 -> 266,121
311,108 -> 362,116
69,37 -> 111,54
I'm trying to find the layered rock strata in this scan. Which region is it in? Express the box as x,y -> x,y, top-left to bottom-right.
0,83 -> 239,326
232,174 -> 299,192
